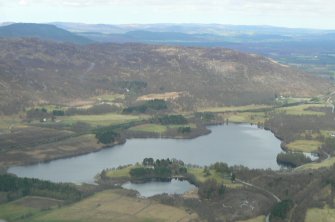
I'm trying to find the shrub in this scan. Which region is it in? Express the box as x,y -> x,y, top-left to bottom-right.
198,179 -> 225,200
270,199 -> 294,220
95,129 -> 119,144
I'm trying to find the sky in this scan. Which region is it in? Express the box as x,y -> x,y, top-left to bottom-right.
0,0 -> 335,29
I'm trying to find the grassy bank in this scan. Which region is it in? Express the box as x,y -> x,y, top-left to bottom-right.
26,189 -> 199,222
59,113 -> 146,127
305,205 -> 335,222
187,167 -> 242,188
296,157 -> 335,171
286,140 -> 322,152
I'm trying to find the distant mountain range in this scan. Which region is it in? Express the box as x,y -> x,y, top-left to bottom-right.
49,23 -> 335,63
0,23 -> 92,44
77,30 -> 306,46
1,22 -> 334,48
50,22 -> 335,36
44,22 -> 334,78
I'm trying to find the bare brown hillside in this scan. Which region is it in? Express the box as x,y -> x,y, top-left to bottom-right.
0,38 -> 332,114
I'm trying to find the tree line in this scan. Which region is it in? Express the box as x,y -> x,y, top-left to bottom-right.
276,152 -> 312,168
129,158 -> 187,181
123,99 -> 168,114
154,114 -> 188,125
0,174 -> 82,203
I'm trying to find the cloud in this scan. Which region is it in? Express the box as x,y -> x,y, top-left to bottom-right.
17,0 -> 333,17
18,0 -> 29,6
9,0 -> 330,8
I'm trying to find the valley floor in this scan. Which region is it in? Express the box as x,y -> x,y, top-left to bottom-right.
2,94 -> 335,221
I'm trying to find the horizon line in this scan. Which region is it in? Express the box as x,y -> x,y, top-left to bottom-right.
1,21 -> 334,31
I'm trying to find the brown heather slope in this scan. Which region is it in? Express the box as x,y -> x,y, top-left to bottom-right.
0,38 -> 332,114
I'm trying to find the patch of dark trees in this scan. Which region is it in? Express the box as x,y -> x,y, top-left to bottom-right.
276,152 -> 312,168
177,126 -> 191,133
129,158 -> 187,182
321,137 -> 335,154
122,99 -> 168,114
198,179 -> 225,200
0,174 -> 81,203
211,162 -> 231,175
274,101 -> 304,108
153,114 -> 188,125
95,128 -> 121,144
270,199 -> 294,221
26,108 -> 51,121
94,120 -> 145,144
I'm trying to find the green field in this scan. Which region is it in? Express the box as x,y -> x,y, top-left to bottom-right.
59,113 -> 147,127
277,97 -> 312,104
286,140 -> 322,152
227,112 -> 267,124
129,123 -> 197,134
167,124 -> 196,129
305,205 -> 335,222
0,196 -> 62,222
198,104 -> 272,113
278,104 -> 329,116
28,190 -> 199,222
320,130 -> 335,138
129,124 -> 167,133
296,157 -> 335,171
106,165 -> 133,178
187,167 -> 242,188
0,202 -> 39,221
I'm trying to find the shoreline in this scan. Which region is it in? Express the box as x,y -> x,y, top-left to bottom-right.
4,121 -> 318,175
4,125 -> 211,171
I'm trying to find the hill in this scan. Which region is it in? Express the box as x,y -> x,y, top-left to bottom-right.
80,30 -> 215,43
57,23 -> 335,78
0,38 -> 332,114
0,23 -> 92,44
52,22 -> 332,35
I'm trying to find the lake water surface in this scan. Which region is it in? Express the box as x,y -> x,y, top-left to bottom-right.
8,124 -> 282,184
122,179 -> 196,197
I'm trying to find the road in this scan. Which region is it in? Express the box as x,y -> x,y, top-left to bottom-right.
236,179 -> 281,202
236,179 -> 281,222
323,151 -> 331,160
326,91 -> 335,113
